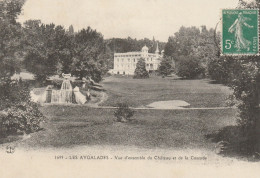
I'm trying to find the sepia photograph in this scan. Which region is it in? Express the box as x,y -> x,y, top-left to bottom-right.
0,0 -> 259,177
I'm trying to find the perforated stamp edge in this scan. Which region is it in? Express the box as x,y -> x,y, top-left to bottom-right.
220,8 -> 259,56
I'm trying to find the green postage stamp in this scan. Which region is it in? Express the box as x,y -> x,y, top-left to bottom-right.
222,9 -> 259,55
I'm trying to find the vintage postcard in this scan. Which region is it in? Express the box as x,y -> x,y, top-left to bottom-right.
0,0 -> 259,178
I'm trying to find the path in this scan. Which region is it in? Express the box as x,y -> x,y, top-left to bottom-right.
90,105 -> 233,110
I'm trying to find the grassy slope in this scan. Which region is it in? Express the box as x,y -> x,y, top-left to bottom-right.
18,106 -> 237,150
100,76 -> 232,107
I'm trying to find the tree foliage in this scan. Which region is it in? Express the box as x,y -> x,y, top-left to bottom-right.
208,0 -> 260,155
0,0 -> 25,82
208,57 -> 233,84
106,37 -> 166,54
0,0 -> 44,137
158,57 -> 174,77
164,26 -> 217,78
176,56 -> 205,79
0,80 -> 44,136
23,20 -> 74,81
133,58 -> 149,79
70,27 -> 107,82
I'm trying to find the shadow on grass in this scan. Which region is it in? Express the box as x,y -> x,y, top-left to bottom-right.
205,126 -> 260,161
0,128 -> 44,145
207,80 -> 224,85
206,79 -> 231,86
0,135 -> 21,145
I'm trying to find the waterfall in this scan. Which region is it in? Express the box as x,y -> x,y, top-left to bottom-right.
51,79 -> 73,103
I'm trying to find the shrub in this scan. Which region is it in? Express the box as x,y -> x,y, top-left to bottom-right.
0,80 -> 44,136
2,102 -> 44,135
0,79 -> 31,110
114,103 -> 134,122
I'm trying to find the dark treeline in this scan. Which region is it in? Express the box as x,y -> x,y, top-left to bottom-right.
12,20 -> 166,83
162,25 -> 218,79
106,37 -> 166,53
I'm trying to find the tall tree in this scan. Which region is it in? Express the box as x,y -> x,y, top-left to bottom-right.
164,26 -> 216,78
0,0 -> 25,82
70,27 -> 107,82
23,20 -> 73,81
133,58 -> 149,79
176,56 -> 205,79
158,57 -> 174,77
0,0 -> 44,137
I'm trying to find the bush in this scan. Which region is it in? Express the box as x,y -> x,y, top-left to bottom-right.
114,103 -> 134,122
0,79 -> 31,110
2,102 -> 44,135
176,56 -> 205,79
0,80 -> 44,136
133,58 -> 149,79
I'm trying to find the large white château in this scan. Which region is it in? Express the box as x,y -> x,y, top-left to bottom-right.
110,43 -> 163,75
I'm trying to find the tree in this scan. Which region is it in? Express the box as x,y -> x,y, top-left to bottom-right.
133,58 -> 149,79
164,26 -> 217,77
105,37 -> 166,54
208,57 -> 233,84
176,56 -> 205,79
165,26 -> 201,57
0,0 -> 44,137
24,49 -> 58,82
158,57 -> 174,77
208,0 -> 260,155
0,0 -> 25,83
23,21 -> 73,81
70,27 -> 107,82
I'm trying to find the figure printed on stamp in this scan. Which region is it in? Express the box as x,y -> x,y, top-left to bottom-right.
228,12 -> 254,51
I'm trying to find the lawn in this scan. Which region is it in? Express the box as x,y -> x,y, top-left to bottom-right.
100,76 -> 232,108
2,75 -> 237,152
17,105 -> 237,150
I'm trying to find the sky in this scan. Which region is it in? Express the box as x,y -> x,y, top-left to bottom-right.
18,0 -> 239,42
